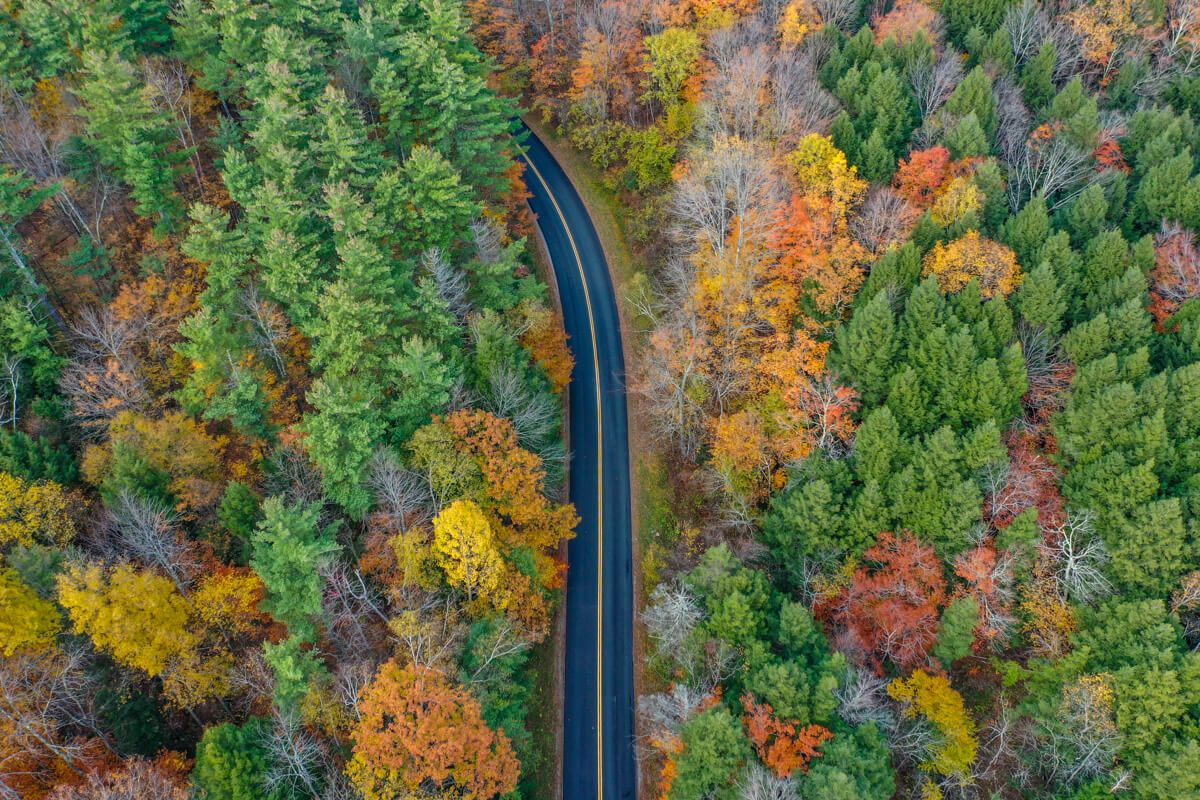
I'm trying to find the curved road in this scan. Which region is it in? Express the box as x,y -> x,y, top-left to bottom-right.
519,127 -> 637,800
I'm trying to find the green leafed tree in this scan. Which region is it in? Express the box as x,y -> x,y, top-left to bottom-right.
250,496 -> 337,640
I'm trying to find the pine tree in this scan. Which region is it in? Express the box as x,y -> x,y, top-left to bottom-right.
1001,195 -> 1051,267
250,497 -> 338,639
1061,183 -> 1109,248
1016,262 -> 1068,335
946,66 -> 997,139
1020,40 -> 1057,109
945,112 -> 990,159
833,291 -> 898,406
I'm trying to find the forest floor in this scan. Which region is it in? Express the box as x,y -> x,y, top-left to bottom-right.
521,114 -> 661,798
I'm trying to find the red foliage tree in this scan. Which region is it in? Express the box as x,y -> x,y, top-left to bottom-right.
953,544 -> 1016,649
893,146 -> 953,208
985,430 -> 1066,531
833,532 -> 947,670
1150,222 -> 1200,325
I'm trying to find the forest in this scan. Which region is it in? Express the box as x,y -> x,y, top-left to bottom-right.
0,0 -> 576,798
468,0 -> 1200,796
5,0 -> 1200,798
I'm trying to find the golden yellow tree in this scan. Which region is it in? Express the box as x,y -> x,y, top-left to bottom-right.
786,134 -> 868,222
0,567 -> 61,656
888,670 -> 978,781
0,472 -> 74,547
432,500 -> 508,606
923,231 -> 1023,298
57,561 -> 198,677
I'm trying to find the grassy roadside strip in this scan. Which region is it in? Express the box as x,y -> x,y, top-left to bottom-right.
521,193 -> 567,800
521,114 -> 668,798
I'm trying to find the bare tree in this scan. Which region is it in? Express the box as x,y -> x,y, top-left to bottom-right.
482,364 -> 560,452
768,47 -> 840,143
1017,321 -> 1072,423
461,617 -> 531,683
1005,134 -> 1095,212
703,25 -> 773,141
48,758 -> 190,800
739,764 -> 799,800
59,306 -> 151,437
910,52 -> 963,119
836,665 -> 895,729
366,447 -> 433,530
389,592 -> 466,671
637,284 -> 707,457
321,560 -> 390,659
853,187 -> 916,254
0,90 -> 105,241
333,658 -> 378,726
144,57 -> 204,187
1039,675 -> 1122,788
1044,511 -> 1112,604
638,682 -> 712,746
1153,0 -> 1200,90
813,0 -> 859,32
264,710 -> 331,799
92,491 -> 199,592
1005,0 -> 1053,66
237,283 -> 290,377
422,247 -> 471,321
0,354 -> 20,428
264,444 -> 327,511
471,218 -> 503,265
994,74 -> 1034,165
1049,18 -> 1086,84
0,646 -> 106,798
228,648 -> 276,712
642,581 -> 702,659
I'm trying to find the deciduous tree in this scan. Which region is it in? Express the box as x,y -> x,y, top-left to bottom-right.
348,661 -> 519,800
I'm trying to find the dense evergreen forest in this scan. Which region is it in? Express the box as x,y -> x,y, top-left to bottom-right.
0,1 -> 576,798
470,0 -> 1200,796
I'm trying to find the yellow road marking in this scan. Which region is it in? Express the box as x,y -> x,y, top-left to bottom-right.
520,147 -> 606,800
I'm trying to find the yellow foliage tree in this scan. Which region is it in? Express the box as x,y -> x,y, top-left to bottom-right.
930,177 -> 982,227
57,561 -> 198,677
778,0 -> 821,46
888,670 -> 978,781
82,411 -> 227,514
0,472 -> 74,548
786,134 -> 868,223
922,231 -> 1023,298
709,409 -> 775,499
432,500 -> 508,606
191,568 -> 268,636
0,567 -> 61,656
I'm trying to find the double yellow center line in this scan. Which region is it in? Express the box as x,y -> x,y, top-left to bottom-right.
520,147 -> 607,800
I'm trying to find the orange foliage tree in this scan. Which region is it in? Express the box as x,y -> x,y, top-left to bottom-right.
519,303 -> 574,393
1150,222 -> 1200,325
873,0 -> 941,44
444,409 -> 577,572
742,695 -> 833,777
833,532 -> 947,669
348,661 -> 519,800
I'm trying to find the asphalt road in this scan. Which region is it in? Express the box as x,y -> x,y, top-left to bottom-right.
519,126 -> 637,800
